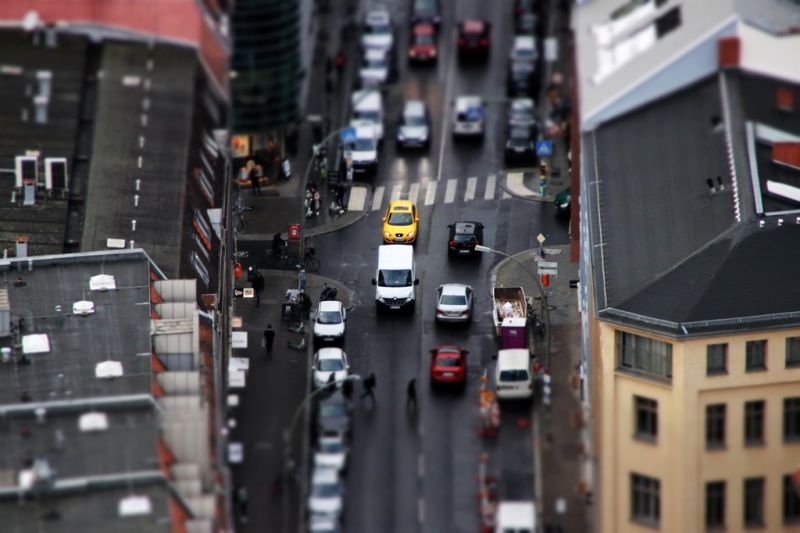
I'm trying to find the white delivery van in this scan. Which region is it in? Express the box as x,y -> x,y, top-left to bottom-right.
346,124 -> 378,175
371,245 -> 418,312
351,89 -> 384,141
495,349 -> 533,400
495,501 -> 537,533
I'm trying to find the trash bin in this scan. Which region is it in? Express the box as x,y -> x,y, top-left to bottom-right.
282,301 -> 301,322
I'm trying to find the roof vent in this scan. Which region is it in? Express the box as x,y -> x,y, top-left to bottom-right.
118,495 -> 152,517
95,361 -> 123,379
22,334 -> 50,354
72,301 -> 95,316
89,274 -> 116,292
78,412 -> 108,432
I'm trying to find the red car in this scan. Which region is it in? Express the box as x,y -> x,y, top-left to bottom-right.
429,345 -> 468,387
408,22 -> 437,63
457,19 -> 490,60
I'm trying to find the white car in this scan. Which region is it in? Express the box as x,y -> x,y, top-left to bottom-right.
313,300 -> 347,346
344,123 -> 378,175
358,48 -> 391,88
361,9 -> 394,51
397,100 -> 430,150
313,348 -> 350,389
309,513 -> 342,533
307,466 -> 344,517
435,283 -> 474,323
452,96 -> 484,138
314,433 -> 348,472
351,90 -> 384,141
510,35 -> 537,64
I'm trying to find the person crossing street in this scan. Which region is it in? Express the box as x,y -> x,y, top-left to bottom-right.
263,325 -> 275,357
361,372 -> 376,404
406,378 -> 417,411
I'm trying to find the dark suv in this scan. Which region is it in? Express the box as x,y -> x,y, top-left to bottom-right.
447,221 -> 484,256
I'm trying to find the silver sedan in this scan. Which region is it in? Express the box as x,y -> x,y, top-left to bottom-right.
435,283 -> 474,323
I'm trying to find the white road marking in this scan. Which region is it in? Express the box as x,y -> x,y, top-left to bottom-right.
417,454 -> 425,478
347,186 -> 367,211
484,174 -> 496,200
444,179 -> 457,203
435,26 -> 458,183
502,190 -> 511,199
371,186 -> 385,211
390,183 -> 403,201
465,177 -> 477,201
408,182 -> 420,205
418,498 -> 425,525
505,171 -> 536,198
424,181 -> 437,205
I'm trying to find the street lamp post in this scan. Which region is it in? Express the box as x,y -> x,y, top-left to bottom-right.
475,245 -> 551,368
281,374 -> 361,533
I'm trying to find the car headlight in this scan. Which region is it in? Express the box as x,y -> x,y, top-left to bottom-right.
384,232 -> 391,238
408,231 -> 415,238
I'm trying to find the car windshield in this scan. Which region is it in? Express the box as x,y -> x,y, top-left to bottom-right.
363,58 -> 387,69
317,311 -> 342,324
388,212 -> 413,225
440,294 -> 467,305
378,269 -> 412,287
319,359 -> 344,371
457,111 -> 481,123
513,47 -> 535,60
414,0 -> 435,13
319,439 -> 345,453
499,369 -> 530,382
354,110 -> 380,123
367,23 -> 391,35
350,138 -> 375,151
312,482 -> 340,498
414,34 -> 434,45
453,233 -> 476,243
319,402 -> 347,417
404,113 -> 427,126
436,356 -> 461,367
510,128 -> 531,140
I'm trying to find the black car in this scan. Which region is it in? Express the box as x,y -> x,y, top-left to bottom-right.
515,11 -> 539,36
410,0 -> 441,27
507,60 -> 537,97
315,391 -> 351,438
447,221 -> 484,256
505,126 -> 537,165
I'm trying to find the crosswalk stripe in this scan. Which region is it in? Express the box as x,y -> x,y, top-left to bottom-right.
444,179 -> 457,204
465,177 -> 477,202
390,183 -> 403,201
424,181 -> 437,205
371,186 -> 385,211
347,186 -> 367,211
484,174 -> 496,200
408,182 -> 420,205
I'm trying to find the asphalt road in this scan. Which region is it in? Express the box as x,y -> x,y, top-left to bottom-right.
310,0 -> 570,531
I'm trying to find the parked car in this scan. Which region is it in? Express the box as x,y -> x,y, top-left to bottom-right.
361,9 -> 393,52
312,347 -> 350,389
507,60 -> 537,97
344,123 -> 378,175
505,126 -> 537,165
510,35 -> 538,64
408,22 -> 438,64
507,98 -> 537,130
314,433 -> 348,473
315,391 -> 351,438
435,284 -> 474,323
410,0 -> 441,27
457,19 -> 491,61
397,100 -> 431,150
447,221 -> 484,255
452,96 -> 484,138
313,300 -> 347,347
307,466 -> 344,518
554,187 -> 571,216
358,47 -> 392,88
382,200 -> 419,244
429,345 -> 468,387
515,11 -> 539,35
309,513 -> 342,533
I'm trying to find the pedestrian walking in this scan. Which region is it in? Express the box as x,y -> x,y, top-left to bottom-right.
334,49 -> 346,77
236,485 -> 249,524
361,372 -> 376,403
263,324 -> 275,357
252,270 -> 265,308
406,378 -> 417,411
313,188 -> 321,216
249,165 -> 261,196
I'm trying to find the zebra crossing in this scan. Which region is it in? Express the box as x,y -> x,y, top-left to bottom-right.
347,174 -> 513,212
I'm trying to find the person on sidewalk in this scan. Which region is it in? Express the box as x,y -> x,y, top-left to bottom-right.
249,165 -> 261,196
236,485 -> 249,524
252,271 -> 265,308
301,293 -> 312,321
406,378 -> 417,411
272,232 -> 286,258
361,372 -> 376,403
263,324 -> 275,357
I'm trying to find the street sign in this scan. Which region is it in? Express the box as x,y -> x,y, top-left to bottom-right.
288,224 -> 301,240
535,140 -> 553,157
340,127 -> 357,144
538,261 -> 558,269
538,268 -> 558,276
233,288 -> 244,298
536,233 -> 546,244
243,288 -> 254,299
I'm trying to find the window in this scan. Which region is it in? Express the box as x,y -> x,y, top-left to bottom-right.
744,477 -> 765,527
786,337 -> 800,368
746,340 -> 767,371
744,400 -> 765,446
617,331 -> 673,380
783,474 -> 800,523
655,7 -> 681,38
784,397 -> 800,441
707,344 -> 727,375
631,473 -> 660,525
705,481 -> 725,529
706,404 -> 726,449
634,396 -> 658,441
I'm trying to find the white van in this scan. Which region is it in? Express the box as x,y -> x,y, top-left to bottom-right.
346,124 -> 378,175
495,349 -> 533,400
371,245 -> 418,312
495,501 -> 536,533
351,90 -> 384,141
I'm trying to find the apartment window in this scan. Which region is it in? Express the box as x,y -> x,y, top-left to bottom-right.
617,331 -> 673,380
706,404 -> 726,449
634,396 -> 658,441
631,473 -> 660,525
744,400 -> 765,446
786,337 -> 800,368
707,344 -> 727,375
783,474 -> 800,523
744,477 -> 765,527
705,481 -> 726,529
746,340 -> 767,371
784,397 -> 800,441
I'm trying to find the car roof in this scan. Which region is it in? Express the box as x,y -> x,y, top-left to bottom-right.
510,98 -> 534,111
378,244 -> 414,263
412,22 -> 435,35
497,349 -> 531,368
461,19 -> 487,33
318,433 -> 345,446
311,466 -> 339,484
388,199 -> 415,211
403,100 -> 426,116
510,126 -> 532,139
365,9 -> 390,24
364,48 -> 387,60
352,124 -> 377,139
316,346 -> 345,359
513,35 -> 535,49
455,96 -> 482,110
318,300 -> 343,311
352,89 -> 382,110
440,283 -> 470,295
453,221 -> 481,233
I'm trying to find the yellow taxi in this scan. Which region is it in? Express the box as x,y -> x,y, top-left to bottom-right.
382,200 -> 419,244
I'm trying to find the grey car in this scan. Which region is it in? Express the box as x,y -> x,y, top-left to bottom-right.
315,391 -> 351,438
435,283 -> 474,323
397,100 -> 430,150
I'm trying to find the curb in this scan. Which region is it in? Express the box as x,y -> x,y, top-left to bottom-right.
305,183 -> 373,238
502,171 -> 553,203
485,249 -> 539,295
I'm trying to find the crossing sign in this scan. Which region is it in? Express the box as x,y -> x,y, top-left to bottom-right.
535,140 -> 553,157
340,127 -> 357,144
